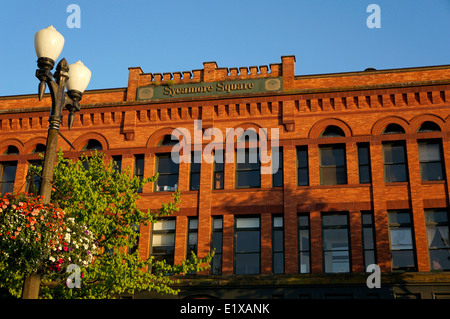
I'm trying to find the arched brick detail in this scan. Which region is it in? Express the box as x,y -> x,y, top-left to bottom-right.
0,139 -> 24,155
371,116 -> 410,135
23,137 -> 48,154
146,127 -> 187,148
308,118 -> 352,139
410,114 -> 445,132
224,122 -> 269,144
72,132 -> 109,151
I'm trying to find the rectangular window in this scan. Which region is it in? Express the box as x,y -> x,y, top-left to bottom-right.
156,153 -> 179,192
134,154 -> 144,193
0,162 -> 17,194
190,151 -> 201,191
361,211 -> 377,270
425,209 -> 450,271
151,218 -> 176,268
297,146 -> 309,186
298,214 -> 311,273
272,216 -> 284,273
235,148 -> 260,189
272,148 -> 283,187
358,143 -> 371,183
235,216 -> 260,274
388,210 -> 416,271
319,144 -> 347,185
383,142 -> 408,182
418,140 -> 444,181
112,155 -> 122,173
213,151 -> 224,190
26,160 -> 42,195
211,216 -> 223,275
322,213 -> 350,273
187,218 -> 198,257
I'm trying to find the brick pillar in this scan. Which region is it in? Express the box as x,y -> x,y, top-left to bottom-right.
350,210 -> 364,272
346,142 -> 359,185
310,210 -> 322,273
197,150 -> 212,261
370,142 -> 391,272
283,145 -> 298,273
406,140 -> 429,272
174,216 -> 187,265
261,213 -> 272,274
222,214 -> 234,275
13,159 -> 29,193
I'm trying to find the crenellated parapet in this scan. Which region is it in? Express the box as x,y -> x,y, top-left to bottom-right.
126,56 -> 293,101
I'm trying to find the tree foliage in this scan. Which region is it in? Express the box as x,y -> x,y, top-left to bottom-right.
2,150 -> 212,299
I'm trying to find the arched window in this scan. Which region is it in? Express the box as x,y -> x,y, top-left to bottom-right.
81,139 -> 103,151
319,125 -> 345,138
417,121 -> 441,133
157,135 -> 179,147
3,145 -> 19,155
31,143 -> 46,154
382,123 -> 405,135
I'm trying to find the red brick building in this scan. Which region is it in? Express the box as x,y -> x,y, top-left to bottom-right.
1,55 -> 450,299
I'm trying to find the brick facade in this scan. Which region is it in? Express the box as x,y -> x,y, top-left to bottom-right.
2,55 -> 450,298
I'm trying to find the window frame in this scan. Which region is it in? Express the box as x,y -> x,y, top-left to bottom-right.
319,144 -> 347,185
234,216 -> 261,275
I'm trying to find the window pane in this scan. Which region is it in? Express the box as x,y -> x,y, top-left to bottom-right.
156,174 -> 178,191
324,251 -> 350,273
359,166 -> 371,183
320,146 -> 346,166
158,156 -> 179,174
273,170 -> 283,187
298,168 -> 309,186
152,234 -> 175,246
430,250 -> 450,270
363,228 -> 375,250
364,251 -> 376,267
385,164 -> 407,182
2,165 -> 17,182
358,145 -> 370,165
299,230 -> 310,251
390,229 -> 413,250
212,232 -> 223,253
323,214 -> 348,226
190,172 -> 200,190
236,170 -> 260,188
383,143 -> 406,164
420,162 -> 444,181
323,229 -> 349,250
236,217 -> 260,228
235,253 -> 259,274
426,210 -> 448,224
153,219 -> 176,231
235,231 -> 260,252
427,226 -> 450,249
273,229 -> 283,251
299,252 -> 310,273
273,252 -> 284,274
419,142 -> 441,162
273,217 -> 283,228
391,250 -> 415,269
388,212 -> 411,224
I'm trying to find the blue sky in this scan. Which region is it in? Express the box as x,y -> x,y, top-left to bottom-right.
1,0 -> 449,96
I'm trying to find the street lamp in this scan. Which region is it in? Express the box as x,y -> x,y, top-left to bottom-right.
21,25 -> 91,300
34,25 -> 91,205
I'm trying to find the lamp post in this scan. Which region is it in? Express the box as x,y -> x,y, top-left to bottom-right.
21,26 -> 91,299
34,25 -> 91,205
